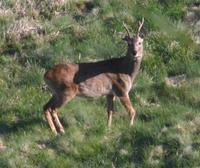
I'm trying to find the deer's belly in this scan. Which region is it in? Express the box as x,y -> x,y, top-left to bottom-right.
78,75 -> 112,97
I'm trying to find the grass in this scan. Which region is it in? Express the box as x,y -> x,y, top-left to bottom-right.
0,0 -> 200,167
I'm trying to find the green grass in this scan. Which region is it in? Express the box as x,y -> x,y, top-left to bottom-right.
1,0 -> 200,167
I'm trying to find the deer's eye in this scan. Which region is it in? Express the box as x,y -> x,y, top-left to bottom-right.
138,42 -> 141,45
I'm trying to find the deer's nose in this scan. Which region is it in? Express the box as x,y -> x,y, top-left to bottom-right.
133,50 -> 137,55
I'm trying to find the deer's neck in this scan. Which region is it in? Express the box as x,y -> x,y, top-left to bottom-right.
125,50 -> 143,82
130,58 -> 142,82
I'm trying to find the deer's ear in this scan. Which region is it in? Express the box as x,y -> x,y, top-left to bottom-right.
122,36 -> 133,44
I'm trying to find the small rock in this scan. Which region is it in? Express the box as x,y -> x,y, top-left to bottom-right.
165,74 -> 186,86
37,144 -> 46,150
0,143 -> 6,152
161,126 -> 168,133
183,145 -> 193,155
120,149 -> 128,155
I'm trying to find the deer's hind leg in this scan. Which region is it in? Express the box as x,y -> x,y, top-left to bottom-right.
44,84 -> 78,134
43,96 -> 58,134
51,108 -> 65,134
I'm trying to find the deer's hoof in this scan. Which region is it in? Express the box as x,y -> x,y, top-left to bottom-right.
52,130 -> 58,136
58,128 -> 65,135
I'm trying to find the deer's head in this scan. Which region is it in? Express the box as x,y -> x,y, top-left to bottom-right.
123,18 -> 144,60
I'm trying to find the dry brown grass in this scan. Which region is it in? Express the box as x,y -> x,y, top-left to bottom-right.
6,17 -> 44,40
0,2 -> 13,16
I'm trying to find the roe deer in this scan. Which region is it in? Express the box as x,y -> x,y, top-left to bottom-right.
43,19 -> 144,134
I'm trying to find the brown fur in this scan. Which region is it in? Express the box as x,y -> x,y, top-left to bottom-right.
43,20 -> 144,134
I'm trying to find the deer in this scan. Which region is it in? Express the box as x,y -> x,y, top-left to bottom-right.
43,18 -> 144,135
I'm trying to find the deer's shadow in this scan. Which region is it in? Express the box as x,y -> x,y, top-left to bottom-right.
0,117 -> 44,136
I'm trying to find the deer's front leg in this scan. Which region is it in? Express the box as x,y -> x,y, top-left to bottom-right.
107,95 -> 115,128
119,94 -> 136,126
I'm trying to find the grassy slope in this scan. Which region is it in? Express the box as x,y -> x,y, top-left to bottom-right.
0,0 -> 200,167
